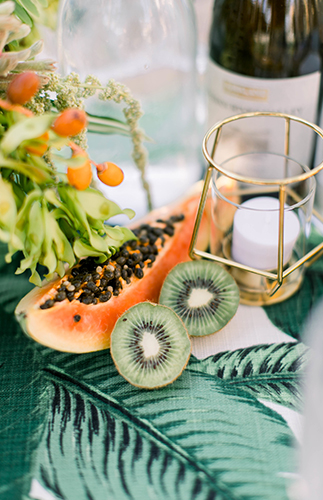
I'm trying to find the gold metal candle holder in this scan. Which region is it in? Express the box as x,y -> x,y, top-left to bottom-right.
189,112 -> 323,306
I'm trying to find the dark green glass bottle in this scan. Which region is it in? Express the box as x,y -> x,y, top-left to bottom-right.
207,0 -> 323,165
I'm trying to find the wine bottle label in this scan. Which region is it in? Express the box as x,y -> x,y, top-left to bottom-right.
207,59 -> 321,167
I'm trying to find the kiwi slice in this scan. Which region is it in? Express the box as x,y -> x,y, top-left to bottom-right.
159,260 -> 240,337
110,302 -> 191,389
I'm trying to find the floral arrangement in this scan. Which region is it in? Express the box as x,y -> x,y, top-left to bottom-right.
0,1 -> 150,285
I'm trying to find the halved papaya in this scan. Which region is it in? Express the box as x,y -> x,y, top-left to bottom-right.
15,183 -> 210,353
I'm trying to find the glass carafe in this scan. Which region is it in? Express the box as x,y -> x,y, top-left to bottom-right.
57,0 -> 202,221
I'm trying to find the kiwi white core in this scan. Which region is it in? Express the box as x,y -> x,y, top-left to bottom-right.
159,260 -> 240,337
111,302 -> 192,388
141,330 -> 160,357
188,288 -> 213,308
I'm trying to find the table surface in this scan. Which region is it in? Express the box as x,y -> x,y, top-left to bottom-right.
1,232 -> 322,500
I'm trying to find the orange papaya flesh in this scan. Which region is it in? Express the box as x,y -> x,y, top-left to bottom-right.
15,186 -> 210,353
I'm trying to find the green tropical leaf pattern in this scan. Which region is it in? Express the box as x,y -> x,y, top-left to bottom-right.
0,309 -> 46,499
29,350 -> 297,500
0,239 -> 318,500
188,343 -> 309,412
264,230 -> 323,340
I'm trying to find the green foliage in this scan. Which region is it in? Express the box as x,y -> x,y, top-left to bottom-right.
264,229 -> 323,340
0,257 -> 307,499
27,73 -> 152,210
188,342 -> 309,411
27,347 -> 298,499
0,106 -> 135,285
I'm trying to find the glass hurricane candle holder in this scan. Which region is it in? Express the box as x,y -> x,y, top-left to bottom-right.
190,112 -> 323,305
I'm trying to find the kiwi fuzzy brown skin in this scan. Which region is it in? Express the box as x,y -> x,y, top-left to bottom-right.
159,260 -> 240,337
110,302 -> 191,389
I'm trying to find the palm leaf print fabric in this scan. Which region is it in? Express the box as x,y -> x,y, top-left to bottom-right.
0,241 -> 317,499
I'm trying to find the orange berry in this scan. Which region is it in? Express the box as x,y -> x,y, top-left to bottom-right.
67,153 -> 92,190
25,132 -> 49,156
52,109 -> 88,137
7,72 -> 41,105
97,162 -> 124,187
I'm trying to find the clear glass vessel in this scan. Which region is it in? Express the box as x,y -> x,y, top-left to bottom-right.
57,0 -> 202,221
189,112 -> 323,306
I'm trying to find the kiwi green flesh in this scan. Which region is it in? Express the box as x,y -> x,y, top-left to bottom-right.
111,302 -> 191,389
159,261 -> 240,337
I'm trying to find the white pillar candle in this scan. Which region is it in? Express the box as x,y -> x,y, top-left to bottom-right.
231,196 -> 300,270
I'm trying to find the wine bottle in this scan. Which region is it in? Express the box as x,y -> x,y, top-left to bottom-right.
206,0 -> 323,167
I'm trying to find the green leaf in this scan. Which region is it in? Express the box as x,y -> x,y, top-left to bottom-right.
0,177 -> 17,239
0,154 -> 52,184
87,114 -> 132,136
33,0 -> 48,8
30,350 -> 297,500
73,238 -> 110,261
86,114 -> 152,142
264,231 -> 323,341
58,185 -> 91,236
122,208 -> 136,220
104,224 -> 136,243
0,309 -> 46,498
88,228 -> 115,252
26,200 -> 44,253
1,114 -> 55,156
12,189 -> 42,249
14,1 -> 33,26
17,0 -> 39,18
75,188 -> 135,221
188,343 -> 309,412
16,249 -> 42,285
0,242 -> 34,312
46,209 -> 75,269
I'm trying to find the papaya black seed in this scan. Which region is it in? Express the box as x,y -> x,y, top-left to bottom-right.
135,267 -> 144,279
104,270 -> 115,280
81,296 -> 92,304
114,269 -> 121,279
40,299 -> 54,309
86,281 -> 97,291
56,291 -> 66,301
139,245 -> 149,254
163,226 -> 174,236
148,234 -> 157,244
121,249 -> 130,258
117,256 -> 127,266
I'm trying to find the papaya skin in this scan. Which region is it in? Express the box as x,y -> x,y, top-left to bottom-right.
15,183 -> 211,353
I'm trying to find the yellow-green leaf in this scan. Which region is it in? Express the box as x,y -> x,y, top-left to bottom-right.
76,188 -> 135,221
1,114 -> 55,155
0,176 -> 17,233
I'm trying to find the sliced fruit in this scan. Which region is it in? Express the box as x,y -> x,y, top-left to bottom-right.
15,184 -> 210,353
111,302 -> 191,389
159,260 -> 240,336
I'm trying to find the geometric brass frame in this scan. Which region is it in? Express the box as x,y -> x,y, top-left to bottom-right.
189,112 -> 323,301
